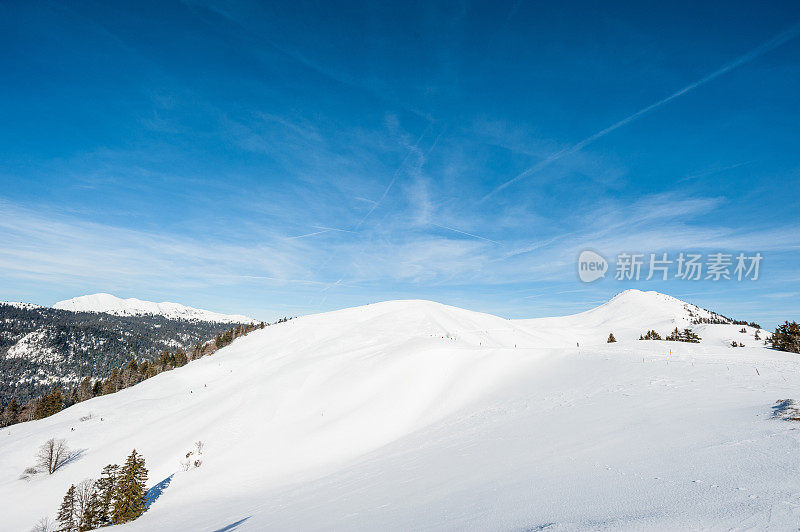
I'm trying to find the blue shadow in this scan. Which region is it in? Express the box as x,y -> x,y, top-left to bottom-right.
214,516 -> 252,531
145,474 -> 174,509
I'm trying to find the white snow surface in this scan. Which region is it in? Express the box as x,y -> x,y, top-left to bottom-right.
53,293 -> 257,324
0,301 -> 43,310
2,289 -> 798,530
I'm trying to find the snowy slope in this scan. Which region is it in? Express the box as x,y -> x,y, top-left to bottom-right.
1,290 -> 798,531
53,293 -> 257,324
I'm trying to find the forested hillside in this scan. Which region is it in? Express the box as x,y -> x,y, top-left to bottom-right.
0,303 -> 252,405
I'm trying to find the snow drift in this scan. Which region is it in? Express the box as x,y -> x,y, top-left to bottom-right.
2,290 -> 798,530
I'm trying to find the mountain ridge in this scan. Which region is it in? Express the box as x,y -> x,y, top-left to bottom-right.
53,293 -> 258,324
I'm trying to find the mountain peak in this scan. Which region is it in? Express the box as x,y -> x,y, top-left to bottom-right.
53,293 -> 257,324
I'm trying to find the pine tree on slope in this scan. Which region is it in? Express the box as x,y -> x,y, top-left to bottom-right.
112,450 -> 148,524
770,321 -> 800,353
77,376 -> 93,402
57,484 -> 77,532
81,489 -> 102,531
95,464 -> 118,526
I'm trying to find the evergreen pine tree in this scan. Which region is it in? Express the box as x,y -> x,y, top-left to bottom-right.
641,330 -> 663,340
33,390 -> 64,420
770,321 -> 800,353
95,464 -> 119,526
2,398 -> 19,427
111,450 -> 148,524
121,359 -> 140,388
33,393 -> 48,420
80,489 -> 101,531
607,333 -> 616,343
682,328 -> 700,343
77,376 -> 93,402
57,484 -> 77,532
174,349 -> 188,367
102,368 -> 120,395
65,387 -> 79,408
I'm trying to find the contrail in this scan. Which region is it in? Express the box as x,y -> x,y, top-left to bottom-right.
353,122 -> 433,230
287,225 -> 356,239
308,124 -> 437,285
287,229 -> 332,239
483,20 -> 800,200
431,222 -> 501,244
312,225 -> 356,233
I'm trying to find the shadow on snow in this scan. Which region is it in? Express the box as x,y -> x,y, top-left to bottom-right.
214,516 -> 252,531
145,474 -> 173,509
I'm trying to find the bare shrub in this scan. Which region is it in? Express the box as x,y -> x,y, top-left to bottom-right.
36,438 -> 71,474
74,478 -> 96,529
19,466 -> 39,480
180,441 -> 204,470
30,516 -> 55,532
773,399 -> 800,421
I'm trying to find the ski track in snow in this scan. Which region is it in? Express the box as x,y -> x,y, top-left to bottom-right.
1,289 -> 798,531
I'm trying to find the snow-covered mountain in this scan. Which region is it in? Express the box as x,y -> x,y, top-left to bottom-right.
53,293 -> 258,324
513,288 -> 746,347
1,290 -> 796,530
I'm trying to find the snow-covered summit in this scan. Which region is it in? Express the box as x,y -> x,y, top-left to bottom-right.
600,289 -> 725,321
512,288 -> 733,346
53,293 -> 257,324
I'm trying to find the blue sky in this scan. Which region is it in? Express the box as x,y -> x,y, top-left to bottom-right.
1,0 -> 799,327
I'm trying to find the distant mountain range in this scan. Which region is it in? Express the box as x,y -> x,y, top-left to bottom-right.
53,293 -> 257,324
0,295 -> 258,405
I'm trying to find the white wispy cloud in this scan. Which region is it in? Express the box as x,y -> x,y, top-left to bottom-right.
354,122 -> 434,230
0,200 -> 318,291
2,187 -> 798,323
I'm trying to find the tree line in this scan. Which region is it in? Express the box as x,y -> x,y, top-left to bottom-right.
634,321 -> 800,353
605,327 -> 701,343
